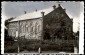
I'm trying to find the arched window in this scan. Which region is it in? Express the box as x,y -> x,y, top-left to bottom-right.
28,26 -> 30,33
22,25 -> 24,33
30,21 -> 33,27
35,22 -> 37,34
31,26 -> 33,32
25,21 -> 29,33
69,27 -> 71,31
29,21 -> 34,36
26,22 -> 30,33
35,21 -> 39,34
11,29 -> 13,36
61,21 -> 65,26
9,29 -> 11,36
38,25 -> 40,32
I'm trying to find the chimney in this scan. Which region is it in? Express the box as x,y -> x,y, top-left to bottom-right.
64,9 -> 66,11
24,11 -> 26,14
35,9 -> 37,12
41,11 -> 45,17
52,5 -> 56,10
58,4 -> 61,7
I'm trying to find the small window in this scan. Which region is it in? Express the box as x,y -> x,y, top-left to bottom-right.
61,21 -> 65,26
61,14 -> 64,17
69,28 -> 71,31
52,13 -> 55,18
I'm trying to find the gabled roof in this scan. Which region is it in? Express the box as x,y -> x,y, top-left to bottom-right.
9,4 -> 71,22
9,7 -> 54,22
5,17 -> 15,22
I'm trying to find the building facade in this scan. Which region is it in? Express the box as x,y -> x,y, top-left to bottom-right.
8,18 -> 42,40
43,4 -> 73,40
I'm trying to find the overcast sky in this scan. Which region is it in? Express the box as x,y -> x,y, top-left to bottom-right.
1,1 -> 84,33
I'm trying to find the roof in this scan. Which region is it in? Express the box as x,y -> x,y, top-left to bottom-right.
9,7 -> 54,22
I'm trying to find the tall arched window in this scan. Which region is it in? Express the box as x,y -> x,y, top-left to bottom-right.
30,21 -> 34,36
26,22 -> 30,33
61,21 -> 65,26
28,26 -> 30,33
35,21 -> 40,35
22,26 -> 24,33
30,21 -> 33,27
38,25 -> 40,32
25,21 -> 29,33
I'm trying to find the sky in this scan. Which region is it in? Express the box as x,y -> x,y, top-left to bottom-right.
1,1 -> 84,33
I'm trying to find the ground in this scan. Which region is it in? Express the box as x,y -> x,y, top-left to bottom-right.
4,38 -> 75,53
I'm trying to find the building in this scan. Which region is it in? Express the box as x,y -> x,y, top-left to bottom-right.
43,4 -> 73,40
7,4 -> 73,40
7,14 -> 43,40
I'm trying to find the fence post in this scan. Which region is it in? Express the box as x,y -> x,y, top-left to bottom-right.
38,47 -> 41,53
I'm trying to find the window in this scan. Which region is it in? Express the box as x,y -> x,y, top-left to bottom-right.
9,29 -> 11,36
31,26 -> 33,32
22,25 -> 25,33
26,24 -> 28,32
61,21 -> 65,26
61,14 -> 64,17
11,30 -> 13,36
69,27 -> 71,31
56,13 -> 60,18
35,22 -> 39,34
52,13 -> 55,18
38,25 -> 40,32
46,24 -> 49,28
30,21 -> 33,27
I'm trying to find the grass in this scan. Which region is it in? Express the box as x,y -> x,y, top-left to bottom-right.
4,38 -> 75,53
